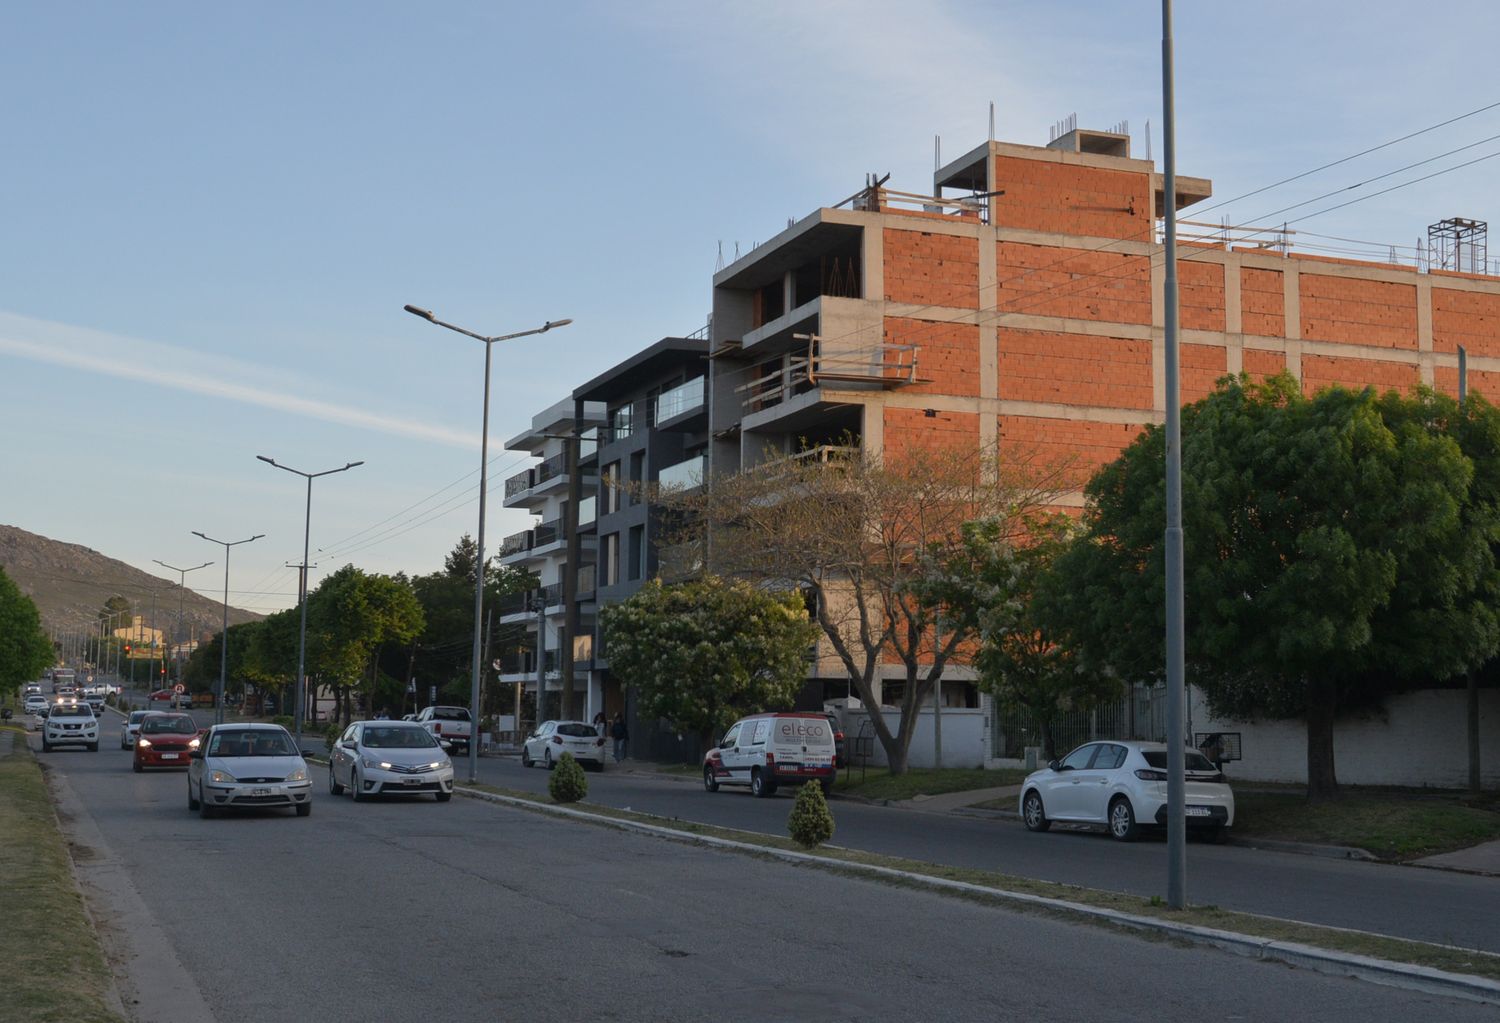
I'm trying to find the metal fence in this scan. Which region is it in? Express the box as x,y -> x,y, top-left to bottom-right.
992,683 -> 1168,760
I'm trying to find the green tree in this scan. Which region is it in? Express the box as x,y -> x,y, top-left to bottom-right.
600,576 -> 820,750
306,566 -> 424,723
1051,375 -> 1500,800
0,566 -> 53,698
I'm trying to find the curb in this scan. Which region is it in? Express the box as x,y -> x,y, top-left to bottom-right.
451,783 -> 1500,1008
1234,836 -> 1378,862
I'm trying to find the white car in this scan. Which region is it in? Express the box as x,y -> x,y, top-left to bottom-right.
702,712 -> 837,797
43,701 -> 99,752
1019,740 -> 1235,843
23,694 -> 48,716
120,709 -> 151,749
187,723 -> 312,818
328,721 -> 455,801
521,720 -> 607,771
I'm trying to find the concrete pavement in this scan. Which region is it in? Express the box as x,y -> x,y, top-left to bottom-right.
1415,839 -> 1500,877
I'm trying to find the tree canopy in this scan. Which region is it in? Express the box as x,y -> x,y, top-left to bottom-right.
0,566 -> 53,695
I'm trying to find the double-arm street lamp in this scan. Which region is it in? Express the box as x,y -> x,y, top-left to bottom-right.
153,559 -> 213,689
192,531 -> 264,724
403,304 -> 572,783
257,455 -> 364,748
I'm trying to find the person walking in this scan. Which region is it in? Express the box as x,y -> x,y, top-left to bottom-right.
610,712 -> 629,763
592,709 -> 607,736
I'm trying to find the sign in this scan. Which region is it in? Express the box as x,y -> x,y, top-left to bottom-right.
429,685 -> 437,703
406,679 -> 416,694
173,683 -> 185,694
492,659 -> 502,670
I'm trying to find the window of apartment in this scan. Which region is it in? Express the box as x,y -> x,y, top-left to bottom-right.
601,532 -> 620,587
609,403 -> 634,441
627,524 -> 644,582
602,462 -> 621,515
628,451 -> 644,506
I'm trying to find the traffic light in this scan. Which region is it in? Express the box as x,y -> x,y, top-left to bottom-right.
123,644 -> 132,655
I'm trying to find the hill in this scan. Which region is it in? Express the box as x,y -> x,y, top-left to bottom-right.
0,524 -> 263,641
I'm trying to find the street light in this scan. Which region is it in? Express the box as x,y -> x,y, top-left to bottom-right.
404,303 -> 573,783
192,531 -> 264,724
153,559 -> 213,690
257,455 -> 364,747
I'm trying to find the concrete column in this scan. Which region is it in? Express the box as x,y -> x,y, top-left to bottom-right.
1416,277 -> 1435,386
1224,256 -> 1244,375
1283,266 -> 1302,380
1151,256 -> 1167,410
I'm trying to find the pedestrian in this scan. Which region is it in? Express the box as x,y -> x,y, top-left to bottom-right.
592,709 -> 607,736
610,712 -> 629,763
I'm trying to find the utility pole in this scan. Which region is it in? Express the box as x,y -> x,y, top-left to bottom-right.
193,531 -> 264,725
154,560 -> 213,689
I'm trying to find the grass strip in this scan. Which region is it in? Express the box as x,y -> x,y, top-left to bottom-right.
0,732 -> 125,1023
461,779 -> 1500,983
1230,790 -> 1500,860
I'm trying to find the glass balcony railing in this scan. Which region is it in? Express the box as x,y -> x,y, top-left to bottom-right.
653,377 -> 705,425
504,469 -> 533,498
533,519 -> 562,548
578,495 -> 596,527
657,454 -> 705,492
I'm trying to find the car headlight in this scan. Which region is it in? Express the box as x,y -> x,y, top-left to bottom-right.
208,770 -> 237,784
361,756 -> 393,770
137,737 -> 152,748
188,737 -> 201,749
286,766 -> 308,783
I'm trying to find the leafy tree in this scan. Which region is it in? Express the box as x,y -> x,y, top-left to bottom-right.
306,566 -> 424,723
444,533 -> 482,585
1050,375 -> 1499,800
100,594 -> 132,623
928,515 -> 1121,761
600,576 -> 820,750
0,566 -> 53,697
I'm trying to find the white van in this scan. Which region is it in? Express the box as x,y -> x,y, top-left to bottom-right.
702,712 -> 836,798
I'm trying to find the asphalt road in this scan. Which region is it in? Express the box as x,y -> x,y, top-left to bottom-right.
37,735 -> 1496,1023
108,695 -> 1500,953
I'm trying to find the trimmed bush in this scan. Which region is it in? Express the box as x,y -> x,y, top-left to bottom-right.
788,781 -> 835,849
270,715 -> 294,729
324,722 -> 343,752
548,752 -> 588,803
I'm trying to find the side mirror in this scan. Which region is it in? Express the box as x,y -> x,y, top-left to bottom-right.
189,749 -> 203,760
1047,759 -> 1060,771
340,740 -> 357,749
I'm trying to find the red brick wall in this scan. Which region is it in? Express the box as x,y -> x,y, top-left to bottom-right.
1241,267 -> 1285,336
997,414 -> 1145,487
884,228 -> 979,307
997,242 -> 1151,324
1243,348 -> 1287,380
991,155 -> 1152,241
1179,260 -> 1226,332
1300,355 -> 1419,395
1181,343 -> 1227,402
998,328 -> 1152,409
1432,288 -> 1500,358
882,408 -> 979,464
882,318 -> 979,396
1300,275 -> 1418,349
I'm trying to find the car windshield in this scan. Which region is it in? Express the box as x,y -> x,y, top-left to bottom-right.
142,715 -> 195,734
51,705 -> 92,718
209,730 -> 295,757
362,726 -> 437,749
556,723 -> 596,738
1142,751 -> 1219,773
129,712 -> 150,724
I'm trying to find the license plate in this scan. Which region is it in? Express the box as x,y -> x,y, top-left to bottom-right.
1186,806 -> 1210,817
403,777 -> 422,786
161,753 -> 179,760
252,787 -> 271,796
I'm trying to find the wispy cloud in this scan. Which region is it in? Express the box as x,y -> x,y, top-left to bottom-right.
0,311 -> 476,450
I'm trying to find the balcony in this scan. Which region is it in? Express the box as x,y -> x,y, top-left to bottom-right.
653,377 -> 705,426
500,529 -> 532,558
657,454 -> 705,493
504,469 -> 533,500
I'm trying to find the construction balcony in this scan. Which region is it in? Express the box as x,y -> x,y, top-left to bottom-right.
502,455 -> 597,510
497,517 -> 598,567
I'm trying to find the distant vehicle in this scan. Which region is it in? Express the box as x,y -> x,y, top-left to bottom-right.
1019,740 -> 1235,844
413,705 -> 472,753
121,710 -> 151,750
24,683 -> 41,697
328,721 -> 454,802
522,720 -> 606,771
133,713 -> 201,772
187,723 -> 312,818
50,668 -> 77,691
149,689 -> 174,703
24,694 -> 48,716
43,702 -> 99,753
703,712 -> 837,797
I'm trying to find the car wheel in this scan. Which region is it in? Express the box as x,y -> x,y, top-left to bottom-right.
703,765 -> 719,792
1022,790 -> 1051,833
199,789 -> 217,819
435,790 -> 452,803
1108,796 -> 1139,842
41,741 -> 51,753
751,768 -> 773,798
350,767 -> 365,802
89,743 -> 98,752
1207,825 -> 1230,845
132,761 -> 143,773
521,747 -> 533,768
328,766 -> 344,795
187,782 -> 200,811
295,802 -> 311,817
544,750 -> 554,771
819,777 -> 834,796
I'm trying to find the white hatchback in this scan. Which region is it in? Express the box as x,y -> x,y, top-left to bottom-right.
522,720 -> 607,771
24,694 -> 48,716
187,723 -> 313,818
120,709 -> 151,749
1019,740 -> 1234,842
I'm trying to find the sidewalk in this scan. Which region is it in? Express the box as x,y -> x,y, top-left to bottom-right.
891,784 -> 1021,813
1414,839 -> 1500,877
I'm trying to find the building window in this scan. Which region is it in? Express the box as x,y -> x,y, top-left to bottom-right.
602,462 -> 621,514
609,404 -> 634,441
628,451 -> 644,506
627,525 -> 644,582
602,532 -> 620,587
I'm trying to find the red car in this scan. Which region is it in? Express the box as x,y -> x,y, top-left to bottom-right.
149,689 -> 174,702
133,712 -> 201,771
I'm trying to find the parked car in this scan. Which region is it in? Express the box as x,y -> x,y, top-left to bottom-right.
703,712 -> 837,797
24,694 -> 48,716
120,709 -> 151,750
413,705 -> 472,753
328,721 -> 454,801
187,723 -> 312,818
1019,740 -> 1235,843
133,712 -> 201,772
149,689 -> 174,703
521,720 -> 606,771
43,701 -> 99,752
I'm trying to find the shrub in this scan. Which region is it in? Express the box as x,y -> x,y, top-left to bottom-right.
271,715 -> 294,729
788,781 -> 835,849
548,752 -> 588,803
324,722 -> 343,752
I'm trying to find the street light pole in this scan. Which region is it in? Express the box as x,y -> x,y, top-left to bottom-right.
153,560 -> 213,690
192,531 -> 264,725
404,304 -> 573,783
257,456 -> 363,748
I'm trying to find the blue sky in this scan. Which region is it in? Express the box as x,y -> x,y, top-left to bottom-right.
4,1 -> 1498,613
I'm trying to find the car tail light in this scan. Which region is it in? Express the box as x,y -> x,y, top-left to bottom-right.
765,751 -> 775,765
551,736 -> 563,745
1134,768 -> 1167,781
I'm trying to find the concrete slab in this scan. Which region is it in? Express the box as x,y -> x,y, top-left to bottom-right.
1413,839 -> 1500,877
893,783 -> 1021,812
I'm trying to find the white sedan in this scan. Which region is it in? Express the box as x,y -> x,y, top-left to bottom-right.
328,721 -> 454,801
1019,740 -> 1234,842
521,720 -> 606,771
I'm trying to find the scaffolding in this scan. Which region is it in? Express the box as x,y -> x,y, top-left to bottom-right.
1427,217 -> 1488,275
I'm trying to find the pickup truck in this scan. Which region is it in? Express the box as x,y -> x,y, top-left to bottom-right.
414,706 -> 472,752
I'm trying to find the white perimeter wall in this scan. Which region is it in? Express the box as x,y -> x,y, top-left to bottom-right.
842,705 -> 987,769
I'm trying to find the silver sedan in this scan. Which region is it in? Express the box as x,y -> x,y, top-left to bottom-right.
328,721 -> 455,802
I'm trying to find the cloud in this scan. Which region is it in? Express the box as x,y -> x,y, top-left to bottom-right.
0,311 -> 477,450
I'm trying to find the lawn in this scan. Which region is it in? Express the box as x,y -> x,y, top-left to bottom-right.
0,730 -> 125,1022
834,767 -> 1027,803
1231,788 -> 1500,860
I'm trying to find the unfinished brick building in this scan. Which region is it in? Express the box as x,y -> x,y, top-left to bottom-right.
707,126 -> 1500,509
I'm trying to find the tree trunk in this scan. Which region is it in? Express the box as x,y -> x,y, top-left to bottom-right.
1305,678 -> 1339,802
1040,717 -> 1056,763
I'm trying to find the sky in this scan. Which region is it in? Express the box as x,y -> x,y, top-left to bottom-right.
4,1 -> 1499,615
